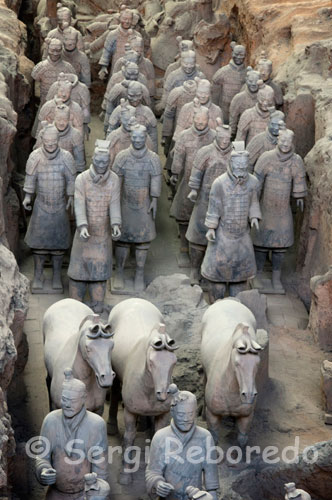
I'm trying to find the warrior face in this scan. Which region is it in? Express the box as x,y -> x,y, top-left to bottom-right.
54,108 -> 70,131
64,33 -> 77,52
246,71 -> 260,93
131,127 -> 146,150
57,9 -> 71,31
181,51 -> 196,76
172,397 -> 197,433
120,11 -> 133,30
42,129 -> 59,154
179,40 -> 193,53
48,41 -> 62,63
257,87 -> 274,112
130,37 -> 144,57
196,81 -> 210,105
57,81 -> 72,103
268,112 -> 285,136
258,61 -> 272,82
93,151 -> 110,174
127,85 -> 143,107
121,109 -> 135,132
193,109 -> 209,131
124,63 -> 139,81
278,132 -> 293,154
216,128 -> 231,150
232,46 -> 246,66
61,389 -> 86,418
230,155 -> 249,181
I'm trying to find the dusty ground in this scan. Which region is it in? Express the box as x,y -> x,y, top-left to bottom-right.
9,116 -> 332,500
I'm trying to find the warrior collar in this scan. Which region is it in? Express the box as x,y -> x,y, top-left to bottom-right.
130,145 -> 148,158
276,148 -> 294,162
266,129 -> 278,145
62,405 -> 87,457
229,60 -> 245,72
191,125 -> 210,137
57,125 -> 70,138
214,141 -> 232,155
42,146 -> 60,160
170,419 -> 196,448
255,103 -> 270,119
89,164 -> 111,184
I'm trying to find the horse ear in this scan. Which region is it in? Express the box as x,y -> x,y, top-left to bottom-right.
101,323 -> 114,338
235,339 -> 248,353
250,340 -> 262,353
151,337 -> 164,350
165,335 -> 179,351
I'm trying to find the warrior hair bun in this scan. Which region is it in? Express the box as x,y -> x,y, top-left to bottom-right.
230,41 -> 237,49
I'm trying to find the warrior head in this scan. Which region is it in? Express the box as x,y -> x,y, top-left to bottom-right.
229,142 -> 249,183
193,99 -> 209,131
126,81 -> 143,107
41,123 -> 59,154
56,4 -> 72,31
119,5 -> 133,30
61,368 -> 87,418
130,123 -> 147,150
257,51 -> 273,82
63,26 -> 78,52
122,61 -> 139,81
170,387 -> 197,433
129,33 -> 144,58
176,36 -> 194,54
194,77 -> 211,105
93,139 -> 111,175
181,50 -> 196,76
56,79 -> 72,103
257,81 -> 275,112
230,41 -> 246,66
245,67 -> 260,94
120,98 -> 136,132
215,119 -> 231,150
47,38 -> 63,63
268,109 -> 285,137
54,103 -> 70,132
277,125 -> 294,154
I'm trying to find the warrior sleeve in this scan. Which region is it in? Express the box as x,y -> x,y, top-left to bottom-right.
189,147 -> 210,191
292,155 -> 307,198
46,82 -> 57,101
31,61 -> 44,82
145,433 -> 167,499
171,133 -> 186,176
145,59 -> 156,97
229,94 -> 241,137
174,103 -> 190,142
104,86 -> 122,131
72,131 -> 86,173
74,174 -> 88,228
211,68 -> 224,105
160,73 -> 175,111
107,106 -> 121,134
79,85 -> 91,124
112,152 -> 125,178
249,176 -> 262,221
246,135 -> 262,174
205,179 -> 222,229
99,32 -> 117,67
235,109 -> 250,143
35,415 -> 55,481
80,53 -> 92,88
253,151 -> 269,197
113,57 -> 124,74
38,101 -> 53,125
142,85 -> 151,108
150,154 -> 162,198
23,154 -> 38,194
203,433 -> 220,493
162,88 -> 178,138
109,172 -> 122,226
145,109 -> 158,153
63,152 -> 76,194
89,418 -> 109,482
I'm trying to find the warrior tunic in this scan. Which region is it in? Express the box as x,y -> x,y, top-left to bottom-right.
229,87 -> 258,137
236,104 -> 271,146
170,126 -> 215,222
212,61 -> 247,124
23,147 -> 76,250
112,146 -> 162,243
113,55 -> 156,98
186,141 -> 232,246
42,26 -> 84,59
201,171 -> 261,283
106,126 -> 154,167
35,408 -> 108,500
63,48 -> 91,88
146,420 -> 219,500
31,57 -> 76,108
36,97 -> 84,138
162,81 -> 197,138
246,129 -> 278,173
160,66 -> 205,112
99,26 -> 141,74
252,149 -> 307,248
174,100 -> 223,142
68,167 -> 121,281
47,78 -> 91,125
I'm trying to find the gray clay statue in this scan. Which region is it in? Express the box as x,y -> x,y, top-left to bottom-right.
84,473 -> 110,499
201,298 -> 263,446
257,51 -> 283,109
63,26 -> 91,88
67,140 -> 121,313
229,67 -> 260,138
145,387 -> 219,500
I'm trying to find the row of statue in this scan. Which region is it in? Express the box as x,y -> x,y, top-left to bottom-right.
21,4 -> 311,498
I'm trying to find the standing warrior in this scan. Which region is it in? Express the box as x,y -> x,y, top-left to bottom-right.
63,27 -> 91,88
212,42 -> 247,124
112,124 -> 162,291
146,389 -> 219,500
23,124 -> 76,292
35,369 -> 108,499
201,144 -> 261,302
68,140 -> 121,313
186,121 -> 232,284
174,78 -> 223,141
257,51 -> 283,108
252,127 -> 307,293
170,103 -> 215,266
247,110 -> 285,172
160,50 -> 205,114
42,4 -> 84,58
98,6 -> 139,78
107,81 -> 158,152
229,68 -> 260,138
235,82 -> 275,146
35,104 -> 85,173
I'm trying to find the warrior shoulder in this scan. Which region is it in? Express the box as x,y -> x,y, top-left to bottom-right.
26,149 -> 41,174
62,149 -> 76,175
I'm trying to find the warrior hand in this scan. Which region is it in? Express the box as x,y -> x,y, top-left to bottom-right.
170,174 -> 178,186
23,194 -> 32,211
112,224 -> 121,239
156,480 -> 175,497
250,217 -> 259,230
206,229 -> 216,242
296,198 -> 304,212
187,189 -> 198,203
40,467 -> 57,485
79,226 -> 90,240
84,124 -> 91,141
148,198 -> 158,219
98,67 -> 108,80
66,196 -> 74,214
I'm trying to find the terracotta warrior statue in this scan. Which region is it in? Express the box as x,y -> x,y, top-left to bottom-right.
42,4 -> 84,59
103,75 -> 150,135
68,140 -> 121,313
47,72 -> 91,132
98,6 -> 140,78
174,78 -> 223,141
186,121 -> 232,284
84,473 -> 110,499
252,127 -> 307,293
247,109 -> 285,172
257,51 -> 283,108
170,104 -> 215,267
160,50 -> 205,114
36,78 -> 84,138
201,143 -> 261,302
212,41 -> 247,124
236,81 -> 275,146
23,124 -> 76,293
35,369 -> 108,499
145,389 -> 219,500
32,38 -> 76,110
63,27 -> 91,88
284,483 -> 311,500
112,124 -> 162,291
164,37 -> 195,84
35,104 -> 85,173
229,67 -> 260,138
106,99 -> 154,167
105,59 -> 148,90
107,81 -> 158,152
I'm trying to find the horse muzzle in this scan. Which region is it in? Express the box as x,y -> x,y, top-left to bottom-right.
156,390 -> 168,402
96,370 -> 116,388
240,392 -> 257,405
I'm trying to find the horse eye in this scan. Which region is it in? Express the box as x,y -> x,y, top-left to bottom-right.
86,347 -> 91,353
